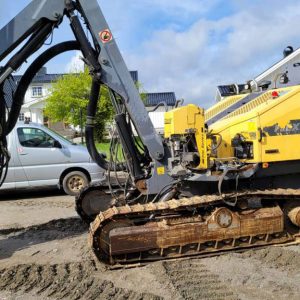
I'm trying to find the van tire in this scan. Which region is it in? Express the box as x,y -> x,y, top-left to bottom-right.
62,171 -> 89,196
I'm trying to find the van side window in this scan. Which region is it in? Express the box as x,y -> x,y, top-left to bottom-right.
17,127 -> 56,148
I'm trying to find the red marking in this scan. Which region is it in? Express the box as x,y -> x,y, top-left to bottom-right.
272,91 -> 279,98
99,29 -> 112,43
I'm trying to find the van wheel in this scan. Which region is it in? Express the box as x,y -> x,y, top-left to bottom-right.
62,171 -> 89,196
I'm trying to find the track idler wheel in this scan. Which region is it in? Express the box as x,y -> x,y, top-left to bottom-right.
76,185 -> 114,224
285,201 -> 300,227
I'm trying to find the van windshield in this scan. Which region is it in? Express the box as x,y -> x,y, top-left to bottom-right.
46,128 -> 77,145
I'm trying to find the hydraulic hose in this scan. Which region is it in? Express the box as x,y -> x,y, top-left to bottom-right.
85,79 -> 109,169
85,79 -> 125,171
6,40 -> 80,135
6,40 -> 123,171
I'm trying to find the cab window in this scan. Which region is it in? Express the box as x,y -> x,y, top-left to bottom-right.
17,127 -> 56,148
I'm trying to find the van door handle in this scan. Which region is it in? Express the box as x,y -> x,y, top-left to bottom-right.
19,153 -> 28,156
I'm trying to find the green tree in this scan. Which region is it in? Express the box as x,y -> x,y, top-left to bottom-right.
136,81 -> 147,104
44,68 -> 113,142
45,68 -> 147,142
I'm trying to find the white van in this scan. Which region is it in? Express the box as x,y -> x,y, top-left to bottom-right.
1,122 -> 105,195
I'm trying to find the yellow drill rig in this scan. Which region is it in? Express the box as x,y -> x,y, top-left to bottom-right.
89,90 -> 300,265
0,1 -> 299,266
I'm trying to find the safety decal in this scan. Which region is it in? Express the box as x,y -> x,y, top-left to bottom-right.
264,119 -> 300,136
99,29 -> 113,43
157,167 -> 165,175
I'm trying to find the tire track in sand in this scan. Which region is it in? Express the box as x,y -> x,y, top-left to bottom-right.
159,259 -> 238,300
0,261 -> 162,300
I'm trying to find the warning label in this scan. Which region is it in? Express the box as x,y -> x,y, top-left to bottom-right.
99,29 -> 113,43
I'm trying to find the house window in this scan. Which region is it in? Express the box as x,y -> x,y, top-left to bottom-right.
19,113 -> 25,121
32,86 -> 43,97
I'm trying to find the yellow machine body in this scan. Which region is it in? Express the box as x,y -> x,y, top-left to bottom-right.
210,86 -> 300,163
164,85 -> 300,169
205,94 -> 248,123
164,104 -> 208,169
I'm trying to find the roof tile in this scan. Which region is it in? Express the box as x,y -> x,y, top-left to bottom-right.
13,71 -> 139,84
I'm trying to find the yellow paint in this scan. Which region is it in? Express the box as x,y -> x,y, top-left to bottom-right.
164,104 -> 208,169
163,85 -> 300,172
205,94 -> 248,122
248,121 -> 256,131
210,85 -> 300,163
157,167 -> 165,175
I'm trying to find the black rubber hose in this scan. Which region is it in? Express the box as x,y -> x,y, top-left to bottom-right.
85,79 -> 109,169
6,40 -> 122,171
6,41 -> 80,135
85,80 -> 125,171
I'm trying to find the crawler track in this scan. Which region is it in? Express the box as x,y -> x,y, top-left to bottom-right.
88,189 -> 300,266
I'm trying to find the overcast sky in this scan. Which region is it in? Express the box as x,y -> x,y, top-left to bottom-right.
1,0 -> 300,107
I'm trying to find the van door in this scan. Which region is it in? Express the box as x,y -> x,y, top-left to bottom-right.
2,132 -> 17,189
11,129 -> 29,188
16,126 -> 69,187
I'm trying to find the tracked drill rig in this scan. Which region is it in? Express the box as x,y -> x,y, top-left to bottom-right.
0,0 -> 300,266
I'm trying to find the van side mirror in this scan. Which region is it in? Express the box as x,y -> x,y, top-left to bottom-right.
53,140 -> 62,148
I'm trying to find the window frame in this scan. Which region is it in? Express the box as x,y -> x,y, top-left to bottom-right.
17,127 -> 57,149
31,86 -> 43,97
19,113 -> 25,121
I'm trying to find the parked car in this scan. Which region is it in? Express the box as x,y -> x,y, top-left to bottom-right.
1,122 -> 105,195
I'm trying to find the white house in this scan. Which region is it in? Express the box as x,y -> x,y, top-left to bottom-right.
13,67 -> 60,124
12,68 -> 176,134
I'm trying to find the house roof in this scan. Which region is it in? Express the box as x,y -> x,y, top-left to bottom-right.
129,70 -> 138,82
13,73 -> 61,84
13,70 -> 139,84
144,92 -> 176,107
9,69 -> 176,109
3,77 -> 16,109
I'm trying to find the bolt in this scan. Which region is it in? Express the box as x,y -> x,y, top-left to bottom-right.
101,58 -> 109,65
53,12 -> 61,19
156,152 -> 164,160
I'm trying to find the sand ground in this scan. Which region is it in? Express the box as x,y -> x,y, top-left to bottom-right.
0,188 -> 299,300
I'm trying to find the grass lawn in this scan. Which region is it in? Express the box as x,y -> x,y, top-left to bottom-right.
83,141 -> 110,156
95,142 -> 110,156
94,141 -> 123,160
88,138 -> 143,159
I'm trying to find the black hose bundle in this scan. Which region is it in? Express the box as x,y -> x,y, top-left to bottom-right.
0,81 -> 10,186
6,41 -> 81,135
5,39 -> 124,172
85,79 -> 126,171
0,40 -> 126,190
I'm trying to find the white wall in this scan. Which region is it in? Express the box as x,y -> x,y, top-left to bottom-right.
21,82 -> 52,124
21,82 -> 171,133
23,83 -> 51,105
149,111 -> 165,134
